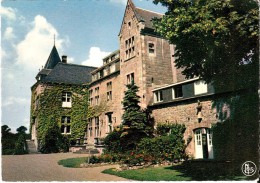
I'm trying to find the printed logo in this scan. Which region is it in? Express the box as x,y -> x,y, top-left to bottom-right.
241,161 -> 257,176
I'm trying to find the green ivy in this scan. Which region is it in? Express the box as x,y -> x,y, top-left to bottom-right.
31,83 -> 93,146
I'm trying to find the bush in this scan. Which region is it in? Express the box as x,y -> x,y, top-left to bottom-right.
103,131 -> 123,153
14,134 -> 28,155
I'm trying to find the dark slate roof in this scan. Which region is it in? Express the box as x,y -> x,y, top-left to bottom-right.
41,63 -> 97,85
38,69 -> 51,76
134,7 -> 163,29
44,45 -> 61,69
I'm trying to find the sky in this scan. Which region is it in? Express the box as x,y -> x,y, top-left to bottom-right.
1,0 -> 167,133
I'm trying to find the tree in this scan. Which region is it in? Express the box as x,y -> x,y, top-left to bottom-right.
16,126 -> 27,134
153,0 -> 258,87
121,81 -> 153,150
1,125 -> 11,136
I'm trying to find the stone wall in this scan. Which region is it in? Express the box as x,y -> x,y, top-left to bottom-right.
151,97 -> 219,157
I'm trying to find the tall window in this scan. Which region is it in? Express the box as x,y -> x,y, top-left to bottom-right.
107,82 -> 112,101
154,90 -> 163,103
172,85 -> 183,99
89,89 -> 93,106
94,117 -> 100,137
148,42 -> 155,54
61,116 -> 71,134
125,36 -> 135,59
106,113 -> 113,133
95,87 -> 99,105
127,73 -> 134,84
194,80 -> 207,95
88,118 -> 93,137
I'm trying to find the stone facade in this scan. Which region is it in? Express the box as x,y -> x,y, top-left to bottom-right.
151,98 -> 217,158
86,0 -> 175,145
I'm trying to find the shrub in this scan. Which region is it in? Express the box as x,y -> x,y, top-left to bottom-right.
103,131 -> 123,153
14,134 -> 28,155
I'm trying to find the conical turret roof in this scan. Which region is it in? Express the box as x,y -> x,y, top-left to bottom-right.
44,45 -> 61,69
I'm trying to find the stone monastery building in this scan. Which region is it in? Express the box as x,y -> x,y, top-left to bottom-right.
31,0 -> 240,159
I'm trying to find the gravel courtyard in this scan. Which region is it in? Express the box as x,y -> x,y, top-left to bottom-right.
2,153 -> 129,181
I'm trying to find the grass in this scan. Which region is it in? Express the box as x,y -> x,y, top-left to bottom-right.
58,157 -> 89,168
102,166 -> 192,181
102,161 -> 251,181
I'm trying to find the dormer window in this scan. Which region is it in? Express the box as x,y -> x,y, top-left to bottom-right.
194,80 -> 208,95
62,92 -> 72,108
154,90 -> 163,103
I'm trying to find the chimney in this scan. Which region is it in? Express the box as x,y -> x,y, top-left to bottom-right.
62,55 -> 67,63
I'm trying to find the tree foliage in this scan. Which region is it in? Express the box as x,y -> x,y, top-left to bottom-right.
120,81 -> 153,150
153,0 -> 259,86
16,126 -> 27,134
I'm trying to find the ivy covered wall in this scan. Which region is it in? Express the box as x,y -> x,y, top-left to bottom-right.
30,83 -> 92,146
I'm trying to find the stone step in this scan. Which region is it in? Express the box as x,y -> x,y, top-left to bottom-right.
26,140 -> 39,154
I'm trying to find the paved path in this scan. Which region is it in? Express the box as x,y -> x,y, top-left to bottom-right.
2,153 -> 129,181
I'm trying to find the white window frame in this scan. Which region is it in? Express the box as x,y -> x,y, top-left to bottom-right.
194,80 -> 208,95
62,92 -> 72,108
154,90 -> 163,103
61,116 -> 71,134
127,73 -> 134,84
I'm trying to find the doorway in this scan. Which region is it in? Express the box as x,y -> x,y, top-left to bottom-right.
194,128 -> 214,159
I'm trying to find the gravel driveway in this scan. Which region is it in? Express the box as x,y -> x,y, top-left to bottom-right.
2,153 -> 129,181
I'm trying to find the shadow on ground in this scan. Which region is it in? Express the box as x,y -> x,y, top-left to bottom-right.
165,160 -> 253,181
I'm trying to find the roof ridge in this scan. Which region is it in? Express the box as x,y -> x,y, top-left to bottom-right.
135,7 -> 164,16
58,62 -> 98,69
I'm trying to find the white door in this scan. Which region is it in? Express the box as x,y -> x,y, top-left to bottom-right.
207,129 -> 214,159
195,129 -> 203,159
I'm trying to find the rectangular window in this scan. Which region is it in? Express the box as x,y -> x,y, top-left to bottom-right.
172,85 -> 183,99
107,81 -> 112,101
127,73 -> 134,84
154,90 -> 163,103
95,96 -> 99,105
194,80 -> 208,95
62,92 -> 72,108
148,42 -> 155,54
61,116 -> 71,134
89,89 -> 93,106
88,118 -> 93,137
94,117 -> 100,137
125,36 -> 135,60
106,113 -> 113,133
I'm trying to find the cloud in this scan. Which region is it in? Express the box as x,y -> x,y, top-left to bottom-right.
109,0 -> 127,5
16,15 -> 64,70
0,6 -> 16,21
81,47 -> 110,67
4,27 -> 15,40
2,96 -> 29,107
1,49 -> 7,59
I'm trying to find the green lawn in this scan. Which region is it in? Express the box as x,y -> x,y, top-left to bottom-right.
102,166 -> 192,181
102,162 -> 250,181
58,157 -> 89,168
